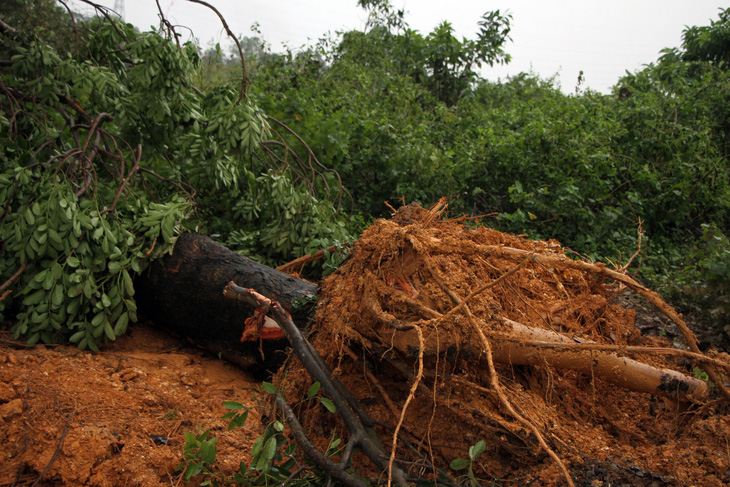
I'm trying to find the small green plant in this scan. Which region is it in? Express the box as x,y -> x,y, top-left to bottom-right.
221,401 -> 250,430
179,382 -> 343,485
450,439 -> 488,487
176,428 -> 220,486
163,408 -> 180,420
692,366 -> 716,388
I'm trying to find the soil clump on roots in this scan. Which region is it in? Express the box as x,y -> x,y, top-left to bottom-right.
278,202 -> 730,485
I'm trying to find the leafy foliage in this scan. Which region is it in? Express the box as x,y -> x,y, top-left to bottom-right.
0,7 -> 350,348
450,439 -> 488,487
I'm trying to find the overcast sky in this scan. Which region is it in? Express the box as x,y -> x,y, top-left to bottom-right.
69,0 -> 725,94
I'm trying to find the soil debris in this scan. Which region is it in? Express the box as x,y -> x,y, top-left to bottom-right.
278,201 -> 730,485
0,323 -> 264,486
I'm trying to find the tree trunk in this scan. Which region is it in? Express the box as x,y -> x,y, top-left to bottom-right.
135,233 -> 318,376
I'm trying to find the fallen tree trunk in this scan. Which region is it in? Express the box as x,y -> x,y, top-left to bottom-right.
135,233 -> 318,374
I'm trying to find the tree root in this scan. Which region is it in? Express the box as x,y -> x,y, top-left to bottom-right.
475,243 -> 730,401
224,282 -> 459,486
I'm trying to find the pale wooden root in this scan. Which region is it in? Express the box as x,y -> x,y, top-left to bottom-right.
382,316 -> 708,402
477,244 -> 730,401
493,316 -> 708,402
367,260 -> 709,401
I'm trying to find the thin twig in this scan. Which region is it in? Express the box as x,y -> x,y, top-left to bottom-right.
387,326 -> 423,487
0,18 -> 16,35
30,408 -> 75,487
186,0 -> 247,96
0,260 -> 27,295
275,395 -> 367,487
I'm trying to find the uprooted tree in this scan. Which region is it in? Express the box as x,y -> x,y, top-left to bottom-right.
182,200 -> 724,486
3,2 -> 730,486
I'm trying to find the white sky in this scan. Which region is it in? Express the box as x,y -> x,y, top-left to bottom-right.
69,0 -> 725,94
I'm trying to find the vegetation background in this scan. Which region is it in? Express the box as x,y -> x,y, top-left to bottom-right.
1,0 -> 728,352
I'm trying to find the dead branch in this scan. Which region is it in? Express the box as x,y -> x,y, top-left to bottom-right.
0,260 -> 27,296
276,243 -> 351,274
223,282 -> 410,487
185,0 -> 247,95
274,394 -> 367,487
0,18 -> 16,35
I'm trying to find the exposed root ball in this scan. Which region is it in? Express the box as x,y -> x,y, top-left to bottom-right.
278,202 -> 730,485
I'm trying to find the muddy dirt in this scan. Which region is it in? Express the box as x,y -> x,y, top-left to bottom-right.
0,323 -> 264,486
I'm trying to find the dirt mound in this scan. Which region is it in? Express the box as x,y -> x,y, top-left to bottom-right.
0,323 -> 264,486
279,202 -> 730,485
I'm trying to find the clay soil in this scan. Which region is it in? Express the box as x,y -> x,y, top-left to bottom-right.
0,323 -> 265,486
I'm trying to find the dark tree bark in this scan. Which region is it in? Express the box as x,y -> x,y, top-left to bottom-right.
135,233 -> 318,375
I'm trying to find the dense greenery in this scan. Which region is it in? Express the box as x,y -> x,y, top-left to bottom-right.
246,4 -> 730,326
0,0 -> 350,348
1,0 -> 729,344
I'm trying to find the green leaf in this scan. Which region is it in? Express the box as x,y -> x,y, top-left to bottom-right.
319,397 -> 336,413
27,332 -> 40,345
161,213 -> 175,242
104,321 -> 116,340
222,401 -> 245,410
51,285 -> 64,307
83,280 -> 93,299
22,289 -> 45,306
69,330 -> 85,343
450,458 -> 469,470
66,297 -> 81,316
91,312 -> 105,327
251,436 -> 263,458
261,382 -> 278,395
34,269 -> 49,283
262,436 -> 277,461
113,313 -> 129,336
42,270 -> 54,290
469,440 -> 486,460
122,269 -> 135,296
307,382 -> 321,399
185,462 -> 203,480
228,411 -> 248,430
50,262 -> 63,280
